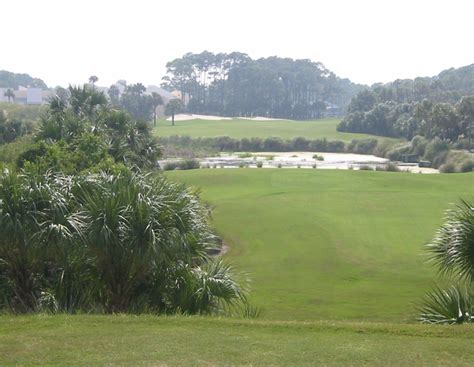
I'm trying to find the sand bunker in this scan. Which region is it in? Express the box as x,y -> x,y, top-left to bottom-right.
240,116 -> 288,121
181,151 -> 440,174
166,114 -> 287,122
166,114 -> 232,121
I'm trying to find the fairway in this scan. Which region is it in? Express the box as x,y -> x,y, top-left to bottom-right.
155,117 -> 395,141
167,169 -> 474,322
2,315 -> 474,365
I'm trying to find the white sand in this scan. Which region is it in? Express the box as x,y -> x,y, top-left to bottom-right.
166,114 -> 232,121
240,116 -> 289,121
166,114 -> 288,121
194,152 -> 439,174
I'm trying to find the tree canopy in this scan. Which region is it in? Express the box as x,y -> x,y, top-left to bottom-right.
162,51 -> 364,119
0,70 -> 48,89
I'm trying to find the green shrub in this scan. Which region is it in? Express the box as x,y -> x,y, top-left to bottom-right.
418,285 -> 473,324
163,159 -> 200,171
238,152 -> 252,158
347,139 -> 378,155
460,161 -> 474,173
385,162 -> 400,172
359,165 -> 373,171
439,163 -> 456,173
0,171 -> 247,314
263,137 -> 288,152
256,161 -> 263,168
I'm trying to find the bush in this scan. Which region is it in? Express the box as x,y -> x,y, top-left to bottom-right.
238,137 -> 263,151
326,140 -> 345,153
0,171 -> 247,314
439,163 -> 456,173
238,152 -> 252,158
376,162 -> 400,172
256,161 -> 263,168
292,137 -> 310,151
347,139 -> 378,155
263,137 -> 288,152
460,161 -> 474,173
385,162 -> 400,172
359,165 -> 373,171
418,285 -> 473,324
163,159 -> 200,171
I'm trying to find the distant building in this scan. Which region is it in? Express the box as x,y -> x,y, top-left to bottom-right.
0,86 -> 51,105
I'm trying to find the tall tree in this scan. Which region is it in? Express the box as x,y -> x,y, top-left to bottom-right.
165,99 -> 184,126
88,75 -> 99,87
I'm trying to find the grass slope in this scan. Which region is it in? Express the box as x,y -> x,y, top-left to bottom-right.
1,315 -> 474,365
167,169 -> 474,322
155,117 -> 396,142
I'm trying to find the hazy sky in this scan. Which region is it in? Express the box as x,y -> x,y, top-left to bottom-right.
3,0 -> 473,88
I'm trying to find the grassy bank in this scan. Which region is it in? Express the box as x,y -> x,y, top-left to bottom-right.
1,315 -> 474,365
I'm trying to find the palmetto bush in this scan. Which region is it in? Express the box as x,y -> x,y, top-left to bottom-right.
418,285 -> 473,324
419,200 -> 474,324
426,201 -> 474,282
0,170 -> 246,314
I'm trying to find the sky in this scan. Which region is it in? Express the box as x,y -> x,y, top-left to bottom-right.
2,0 -> 473,88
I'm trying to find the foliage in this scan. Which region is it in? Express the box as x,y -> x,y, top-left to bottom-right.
0,110 -> 33,145
159,135 -> 392,156
119,83 -> 155,121
420,200 -> 474,324
0,136 -> 33,165
0,170 -> 246,314
18,85 -> 161,172
418,285 -> 473,324
426,200 -> 474,282
439,163 -> 456,173
162,159 -> 200,171
0,70 -> 47,89
339,66 -> 474,144
165,99 -> 184,125
162,52 -> 364,119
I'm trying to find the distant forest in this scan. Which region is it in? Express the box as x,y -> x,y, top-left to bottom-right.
161,51 -> 364,119
338,64 -> 474,143
0,70 -> 47,89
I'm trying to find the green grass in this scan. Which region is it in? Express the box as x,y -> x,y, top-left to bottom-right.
3,170 -> 474,365
167,169 -> 474,322
155,117 -> 397,142
2,315 -> 474,365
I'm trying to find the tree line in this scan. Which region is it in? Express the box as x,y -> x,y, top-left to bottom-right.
161,51 -> 363,119
338,64 -> 474,145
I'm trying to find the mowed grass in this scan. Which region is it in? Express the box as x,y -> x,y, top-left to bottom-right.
167,169 -> 474,322
2,170 -> 474,365
2,315 -> 474,365
155,117 -> 396,141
